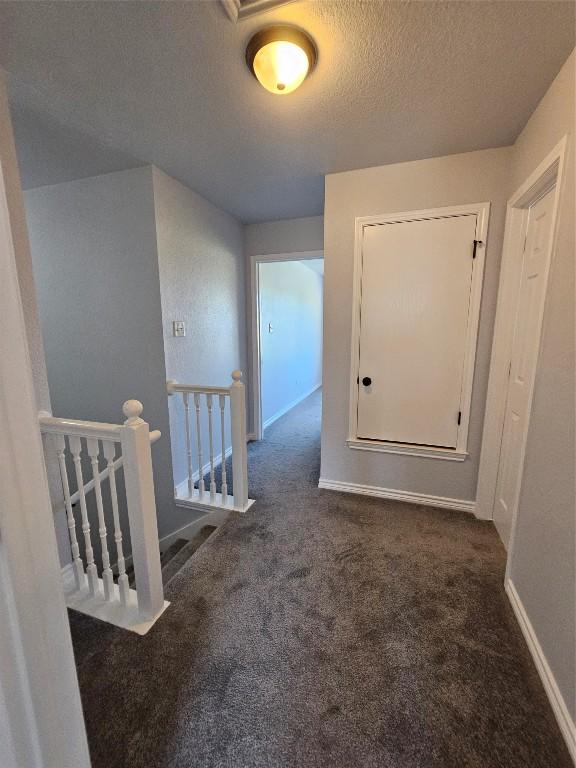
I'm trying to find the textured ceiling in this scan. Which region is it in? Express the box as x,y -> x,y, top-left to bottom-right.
0,1 -> 573,223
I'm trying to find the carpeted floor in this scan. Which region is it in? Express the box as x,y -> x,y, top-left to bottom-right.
70,389 -> 572,768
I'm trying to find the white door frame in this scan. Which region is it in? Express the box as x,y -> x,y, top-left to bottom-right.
0,136 -> 91,766
348,203 -> 490,461
248,250 -> 323,440
476,137 -> 567,525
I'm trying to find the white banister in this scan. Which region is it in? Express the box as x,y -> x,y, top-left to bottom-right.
87,438 -> 114,601
69,435 -> 99,598
207,394 -> 216,502
103,440 -> 130,607
119,400 -> 165,622
55,433 -> 85,591
194,392 -> 205,499
219,394 -> 228,504
230,370 -> 249,511
167,371 -> 253,515
38,401 -> 168,635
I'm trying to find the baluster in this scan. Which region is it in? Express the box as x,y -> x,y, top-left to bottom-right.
69,436 -> 99,596
103,440 -> 129,606
194,392 -> 205,498
55,434 -> 85,590
183,393 -> 193,498
87,438 -> 114,601
230,370 -> 249,510
219,394 -> 228,504
207,394 -> 216,502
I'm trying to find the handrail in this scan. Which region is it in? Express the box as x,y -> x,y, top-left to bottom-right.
38,411 -> 122,440
167,380 -> 231,396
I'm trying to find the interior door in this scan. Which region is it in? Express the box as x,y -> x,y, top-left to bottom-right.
493,186 -> 556,547
356,214 -> 477,447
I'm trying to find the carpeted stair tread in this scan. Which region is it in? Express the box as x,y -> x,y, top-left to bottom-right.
161,526 -> 217,587
125,535 -> 211,588
160,538 -> 189,568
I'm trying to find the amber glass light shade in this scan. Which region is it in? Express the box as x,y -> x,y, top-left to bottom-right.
246,26 -> 317,95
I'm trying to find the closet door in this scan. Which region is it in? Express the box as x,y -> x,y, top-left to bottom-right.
357,214 -> 477,448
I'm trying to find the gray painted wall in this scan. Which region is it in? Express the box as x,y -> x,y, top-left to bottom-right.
153,167 -> 247,491
321,147 -> 512,501
245,215 -> 324,256
23,167 -> 178,545
259,260 -> 323,427
507,50 -> 575,722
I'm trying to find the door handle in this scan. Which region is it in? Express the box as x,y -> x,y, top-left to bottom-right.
362,376 -> 372,387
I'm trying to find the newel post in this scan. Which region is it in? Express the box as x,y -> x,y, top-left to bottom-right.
120,399 -> 164,620
230,371 -> 249,511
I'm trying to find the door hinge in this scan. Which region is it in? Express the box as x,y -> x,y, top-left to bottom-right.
472,240 -> 482,259
457,411 -> 462,425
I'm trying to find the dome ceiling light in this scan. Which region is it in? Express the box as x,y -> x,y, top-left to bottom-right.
245,25 -> 317,95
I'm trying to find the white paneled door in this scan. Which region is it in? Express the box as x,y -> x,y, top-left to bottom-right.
493,186 -> 556,546
357,214 -> 478,448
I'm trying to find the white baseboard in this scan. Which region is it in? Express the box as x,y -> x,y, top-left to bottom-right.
263,383 -> 321,431
506,579 -> 576,762
318,478 -> 476,514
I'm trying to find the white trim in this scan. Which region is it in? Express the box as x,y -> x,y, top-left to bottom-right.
506,579 -> 576,762
249,249 -> 324,441
220,0 -> 297,22
0,80 -> 90,766
476,137 -> 567,523
348,202 -> 490,459
318,478 -> 476,514
62,569 -> 169,636
263,383 -> 321,431
346,438 -> 467,462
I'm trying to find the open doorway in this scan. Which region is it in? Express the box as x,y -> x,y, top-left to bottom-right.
250,252 -> 324,441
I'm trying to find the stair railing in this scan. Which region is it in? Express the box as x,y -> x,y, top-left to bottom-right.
38,400 -> 168,635
167,370 -> 253,514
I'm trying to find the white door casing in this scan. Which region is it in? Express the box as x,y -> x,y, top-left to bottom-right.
357,214 -> 477,448
348,203 -> 490,461
249,250 -> 323,441
493,187 -> 556,546
476,137 -> 567,527
0,74 -> 91,766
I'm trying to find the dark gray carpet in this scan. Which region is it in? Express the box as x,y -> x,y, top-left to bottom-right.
70,389 -> 571,768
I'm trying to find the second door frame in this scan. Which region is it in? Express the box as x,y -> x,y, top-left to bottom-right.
476,136 -> 567,524
248,250 -> 324,441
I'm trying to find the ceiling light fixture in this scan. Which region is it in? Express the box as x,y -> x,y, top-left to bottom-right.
245,25 -> 317,95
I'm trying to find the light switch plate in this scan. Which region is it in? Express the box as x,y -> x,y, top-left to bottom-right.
173,320 -> 186,337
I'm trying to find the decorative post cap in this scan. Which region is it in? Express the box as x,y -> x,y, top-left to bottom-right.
231,370 -> 243,382
123,399 -> 144,425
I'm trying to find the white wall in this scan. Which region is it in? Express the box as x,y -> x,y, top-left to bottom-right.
507,51 -> 575,733
259,260 -> 323,428
23,167 -> 180,543
321,147 -> 511,501
245,215 -> 323,256
152,168 -> 247,489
